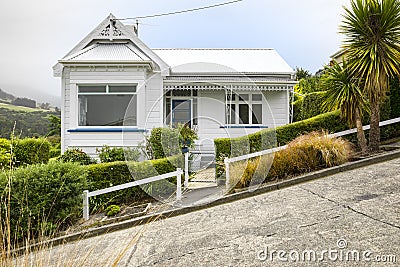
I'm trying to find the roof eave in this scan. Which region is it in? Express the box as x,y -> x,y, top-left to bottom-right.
58,60 -> 154,69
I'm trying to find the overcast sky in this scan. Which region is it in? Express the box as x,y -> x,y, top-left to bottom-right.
0,0 -> 348,106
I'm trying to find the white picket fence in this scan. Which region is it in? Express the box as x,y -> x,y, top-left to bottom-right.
82,168 -> 183,220
224,117 -> 400,187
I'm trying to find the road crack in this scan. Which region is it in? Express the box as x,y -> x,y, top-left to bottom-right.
299,186 -> 400,231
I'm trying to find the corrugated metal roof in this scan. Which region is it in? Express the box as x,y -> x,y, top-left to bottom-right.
164,76 -> 294,82
63,43 -> 150,62
153,48 -> 294,74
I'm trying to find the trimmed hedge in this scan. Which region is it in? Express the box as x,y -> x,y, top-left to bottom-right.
215,110 -> 346,159
86,154 -> 184,211
0,161 -> 87,238
215,110 -> 348,177
0,138 -> 11,169
96,145 -> 141,163
59,148 -> 96,165
13,138 -> 51,166
293,91 -> 327,122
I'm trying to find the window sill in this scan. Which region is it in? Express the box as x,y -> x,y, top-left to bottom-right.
67,127 -> 147,133
220,125 -> 269,129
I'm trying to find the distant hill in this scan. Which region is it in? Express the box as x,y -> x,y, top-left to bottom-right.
0,102 -> 60,138
0,88 -> 15,101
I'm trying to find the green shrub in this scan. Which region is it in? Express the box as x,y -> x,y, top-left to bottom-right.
49,148 -> 61,158
0,161 -> 87,238
215,110 -> 348,178
13,138 -> 51,167
147,125 -> 198,159
178,124 -> 198,148
59,148 -> 95,165
96,145 -> 141,163
0,138 -> 11,169
390,78 -> 400,118
295,75 -> 324,95
292,99 -> 303,122
293,91 -> 327,122
148,127 -> 180,159
86,154 -> 184,212
105,205 -> 120,217
46,135 -> 61,149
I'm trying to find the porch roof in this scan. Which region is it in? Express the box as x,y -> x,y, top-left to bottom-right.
153,48 -> 294,74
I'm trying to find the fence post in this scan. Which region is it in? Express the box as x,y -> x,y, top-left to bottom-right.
83,190 -> 89,221
176,168 -> 182,202
184,152 -> 189,188
224,157 -> 230,189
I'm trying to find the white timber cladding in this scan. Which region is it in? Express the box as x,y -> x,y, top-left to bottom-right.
55,14 -> 297,155
62,65 -> 161,154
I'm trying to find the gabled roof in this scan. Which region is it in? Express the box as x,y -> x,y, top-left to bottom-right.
61,42 -> 151,62
54,13 -> 168,76
153,48 -> 294,74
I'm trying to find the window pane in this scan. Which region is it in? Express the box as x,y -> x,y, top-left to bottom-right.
165,98 -> 171,125
78,95 -> 136,126
239,94 -> 249,101
79,85 -> 106,93
109,85 -> 136,93
239,104 -> 249,124
172,90 -> 191,96
227,104 -> 236,124
252,104 -> 262,124
227,94 -> 236,101
193,98 -> 198,125
252,94 -> 262,101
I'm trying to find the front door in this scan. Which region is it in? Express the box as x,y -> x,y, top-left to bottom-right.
172,99 -> 191,127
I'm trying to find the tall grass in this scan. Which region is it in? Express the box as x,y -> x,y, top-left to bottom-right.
0,132 -> 179,266
228,131 -> 354,189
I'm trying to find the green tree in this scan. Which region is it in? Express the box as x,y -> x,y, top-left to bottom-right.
47,114 -> 61,136
322,61 -> 369,155
340,0 -> 400,151
295,67 -> 312,80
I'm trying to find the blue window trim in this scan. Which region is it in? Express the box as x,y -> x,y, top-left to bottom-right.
220,125 -> 269,129
67,127 -> 147,133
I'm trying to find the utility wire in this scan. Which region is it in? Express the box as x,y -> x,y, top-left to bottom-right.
116,0 -> 243,20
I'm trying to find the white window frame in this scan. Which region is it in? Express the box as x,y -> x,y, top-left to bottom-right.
225,92 -> 263,125
164,90 -> 198,128
77,84 -> 138,127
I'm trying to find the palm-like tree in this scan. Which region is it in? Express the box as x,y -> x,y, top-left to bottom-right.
323,61 -> 369,155
340,0 -> 400,152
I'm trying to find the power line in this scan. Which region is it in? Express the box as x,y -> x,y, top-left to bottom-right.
116,0 -> 243,20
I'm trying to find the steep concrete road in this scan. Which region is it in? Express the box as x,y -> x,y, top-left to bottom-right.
38,157 -> 400,266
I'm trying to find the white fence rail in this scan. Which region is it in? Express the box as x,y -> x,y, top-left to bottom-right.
83,168 -> 183,220
224,117 -> 400,188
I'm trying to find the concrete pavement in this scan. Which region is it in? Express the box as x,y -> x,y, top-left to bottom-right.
27,156 -> 400,266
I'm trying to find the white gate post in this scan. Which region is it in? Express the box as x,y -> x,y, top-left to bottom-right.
184,152 -> 189,188
176,168 -> 182,201
83,190 -> 89,221
224,157 -> 230,189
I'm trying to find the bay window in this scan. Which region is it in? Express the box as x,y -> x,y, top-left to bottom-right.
78,84 -> 137,126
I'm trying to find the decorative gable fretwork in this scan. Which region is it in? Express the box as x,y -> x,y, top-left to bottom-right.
99,22 -> 124,37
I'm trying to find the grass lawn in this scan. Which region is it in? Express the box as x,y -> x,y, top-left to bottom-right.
0,103 -> 47,113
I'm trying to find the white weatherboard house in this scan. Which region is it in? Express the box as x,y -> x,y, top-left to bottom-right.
53,14 -> 296,158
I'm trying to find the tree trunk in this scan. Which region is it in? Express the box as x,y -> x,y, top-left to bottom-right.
369,99 -> 381,152
355,109 -> 368,155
